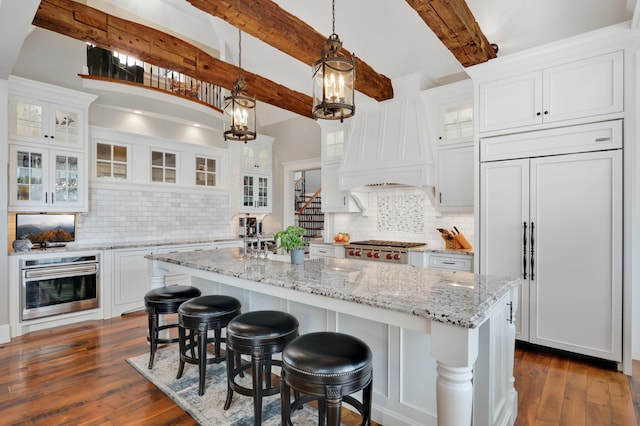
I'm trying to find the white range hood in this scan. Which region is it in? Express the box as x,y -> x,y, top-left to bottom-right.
338,94 -> 436,192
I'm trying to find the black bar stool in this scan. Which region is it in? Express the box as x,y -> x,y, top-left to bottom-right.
224,310 -> 299,425
144,285 -> 201,369
176,295 -> 241,396
281,332 -> 373,426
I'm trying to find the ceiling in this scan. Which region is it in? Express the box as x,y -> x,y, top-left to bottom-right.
3,0 -> 638,127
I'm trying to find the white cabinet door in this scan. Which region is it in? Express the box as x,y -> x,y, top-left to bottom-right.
10,96 -> 85,149
9,145 -> 86,212
480,149 -> 622,361
436,144 -> 474,212
478,71 -> 542,133
480,159 -> 530,340
478,51 -> 623,134
529,150 -> 622,361
240,173 -> 271,213
112,247 -> 155,315
438,98 -> 473,146
321,162 -> 360,212
543,51 -> 623,124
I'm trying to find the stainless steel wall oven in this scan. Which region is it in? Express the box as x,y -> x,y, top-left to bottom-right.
20,254 -> 100,321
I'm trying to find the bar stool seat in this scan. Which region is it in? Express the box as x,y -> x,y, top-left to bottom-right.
281,332 -> 373,426
144,285 -> 201,369
224,310 -> 299,425
176,295 -> 241,396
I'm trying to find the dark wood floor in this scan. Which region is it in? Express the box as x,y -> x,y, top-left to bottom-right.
0,314 -> 637,425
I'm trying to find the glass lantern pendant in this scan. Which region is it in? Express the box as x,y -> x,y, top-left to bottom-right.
224,30 -> 257,142
312,0 -> 355,122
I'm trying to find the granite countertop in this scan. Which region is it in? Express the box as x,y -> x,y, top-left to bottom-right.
8,238 -> 243,256
148,248 -> 518,329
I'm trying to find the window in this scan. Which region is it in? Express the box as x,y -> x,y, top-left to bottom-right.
96,142 -> 128,179
196,156 -> 217,187
151,150 -> 177,183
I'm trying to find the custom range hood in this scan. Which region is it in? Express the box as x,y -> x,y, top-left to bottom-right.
338,94 -> 436,192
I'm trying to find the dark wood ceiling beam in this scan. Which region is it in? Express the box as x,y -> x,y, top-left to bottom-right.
33,0 -> 314,118
405,0 -> 496,66
186,0 -> 394,102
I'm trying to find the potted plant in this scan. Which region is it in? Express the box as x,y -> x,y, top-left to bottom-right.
273,225 -> 307,264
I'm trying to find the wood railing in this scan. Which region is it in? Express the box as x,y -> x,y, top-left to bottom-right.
296,188 -> 322,215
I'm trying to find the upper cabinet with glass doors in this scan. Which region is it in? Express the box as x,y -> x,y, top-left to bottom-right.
8,76 -> 96,150
7,76 -> 96,212
229,135 -> 274,214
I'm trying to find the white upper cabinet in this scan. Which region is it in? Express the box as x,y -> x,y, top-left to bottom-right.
423,80 -> 474,212
8,76 -> 96,150
229,135 -> 273,214
9,145 -> 86,212
438,98 -> 473,146
478,51 -> 623,134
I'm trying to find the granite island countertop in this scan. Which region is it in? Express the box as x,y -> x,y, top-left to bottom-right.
147,247 -> 518,329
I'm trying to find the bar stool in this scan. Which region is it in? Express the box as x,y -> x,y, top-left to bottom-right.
280,332 -> 373,426
224,310 -> 299,425
144,285 -> 202,369
176,295 -> 241,396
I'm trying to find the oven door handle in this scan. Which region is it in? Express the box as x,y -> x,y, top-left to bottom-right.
24,264 -> 98,280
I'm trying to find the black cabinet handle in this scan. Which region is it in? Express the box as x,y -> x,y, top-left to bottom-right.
530,222 -> 535,280
543,111 -> 549,115
51,192 -> 54,205
536,112 -> 541,116
523,222 -> 527,280
439,192 -> 442,203
45,192 -> 48,203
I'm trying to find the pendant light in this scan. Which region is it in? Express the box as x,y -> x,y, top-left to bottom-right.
312,0 -> 355,122
224,29 -> 257,142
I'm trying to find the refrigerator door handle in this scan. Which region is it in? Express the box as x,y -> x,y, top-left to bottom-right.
523,221 -> 527,280
530,221 -> 535,280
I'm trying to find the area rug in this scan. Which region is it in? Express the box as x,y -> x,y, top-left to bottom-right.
127,347 -> 323,425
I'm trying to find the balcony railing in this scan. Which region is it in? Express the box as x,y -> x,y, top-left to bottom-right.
86,45 -> 223,110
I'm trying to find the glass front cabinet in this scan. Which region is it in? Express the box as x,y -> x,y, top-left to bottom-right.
241,173 -> 270,212
9,145 -> 86,212
9,96 -> 85,149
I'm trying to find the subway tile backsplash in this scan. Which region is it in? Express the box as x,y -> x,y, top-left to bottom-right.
76,187 -> 235,245
332,187 -> 474,249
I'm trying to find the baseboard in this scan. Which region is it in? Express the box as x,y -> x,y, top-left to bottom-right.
0,323 -> 11,343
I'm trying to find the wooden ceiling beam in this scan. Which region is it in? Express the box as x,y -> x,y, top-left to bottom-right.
186,0 -> 394,102
405,0 -> 496,66
33,0 -> 314,118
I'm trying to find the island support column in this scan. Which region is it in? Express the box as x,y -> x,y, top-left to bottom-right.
431,322 -> 479,426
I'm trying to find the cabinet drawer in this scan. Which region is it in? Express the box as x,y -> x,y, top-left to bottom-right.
309,245 -> 335,258
429,255 -> 472,272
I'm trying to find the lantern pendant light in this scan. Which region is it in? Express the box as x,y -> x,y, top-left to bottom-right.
312,0 -> 355,122
224,29 -> 257,142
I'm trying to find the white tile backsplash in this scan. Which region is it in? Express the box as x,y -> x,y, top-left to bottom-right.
76,187 -> 235,245
332,187 -> 474,249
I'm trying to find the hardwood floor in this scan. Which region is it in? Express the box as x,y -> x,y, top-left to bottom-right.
0,315 -> 637,425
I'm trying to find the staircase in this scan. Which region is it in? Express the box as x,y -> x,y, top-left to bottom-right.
294,173 -> 324,243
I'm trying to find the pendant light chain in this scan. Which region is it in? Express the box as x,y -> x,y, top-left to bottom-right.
331,0 -> 335,35
238,29 -> 242,70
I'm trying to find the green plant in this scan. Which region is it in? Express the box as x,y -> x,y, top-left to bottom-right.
273,225 -> 307,253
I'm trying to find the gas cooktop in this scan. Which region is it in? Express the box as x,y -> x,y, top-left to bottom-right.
347,240 -> 426,248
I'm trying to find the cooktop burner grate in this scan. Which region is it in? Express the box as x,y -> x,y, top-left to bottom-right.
348,240 -> 425,248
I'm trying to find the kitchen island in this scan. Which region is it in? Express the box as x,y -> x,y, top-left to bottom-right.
147,248 -> 519,426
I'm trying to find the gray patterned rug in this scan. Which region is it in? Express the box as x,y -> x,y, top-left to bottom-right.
127,346 -> 322,425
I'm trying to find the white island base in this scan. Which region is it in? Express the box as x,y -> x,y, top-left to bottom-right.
149,253 -> 518,425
